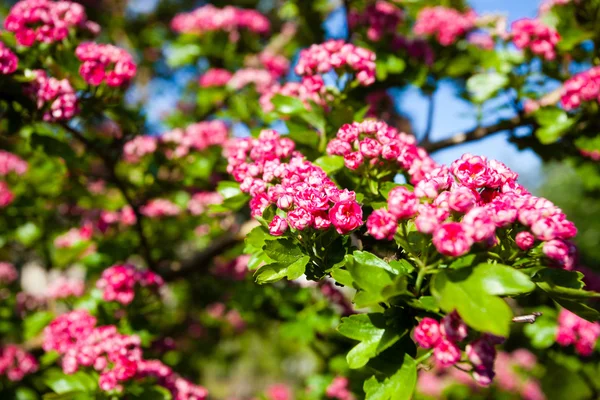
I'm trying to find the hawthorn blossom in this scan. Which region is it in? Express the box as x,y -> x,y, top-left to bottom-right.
198,68 -> 232,87
295,40 -> 376,86
0,43 -> 18,74
511,19 -> 560,60
366,209 -> 397,240
0,345 -> 38,381
413,6 -> 476,46
171,5 -> 270,35
5,0 -> 89,46
75,42 -> 137,87
96,264 -> 163,305
348,1 -> 403,42
27,70 -> 78,121
0,262 -> 18,284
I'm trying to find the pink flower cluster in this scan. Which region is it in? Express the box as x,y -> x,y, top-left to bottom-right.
0,43 -> 18,74
266,384 -> 292,400
326,376 -> 354,400
228,68 -> 276,93
0,345 -> 38,382
140,198 -> 181,218
5,0 -> 88,46
43,310 -> 208,398
123,136 -> 158,163
75,42 -> 137,87
259,51 -> 290,79
198,68 -> 232,88
0,182 -> 14,207
327,120 -> 436,182
556,309 -> 600,356
511,19 -> 560,60
160,120 -> 229,158
46,276 -> 85,299
171,5 -> 270,35
415,312 -> 502,386
188,192 -> 223,215
295,40 -> 376,86
494,350 -> 545,400
418,349 -> 544,400
98,206 -> 137,231
224,130 -> 363,235
0,150 -> 28,176
348,1 -> 403,42
367,153 -> 577,266
579,149 -> 600,161
560,66 -> 600,110
413,7 -> 476,46
28,70 -> 78,121
54,223 -> 93,248
0,262 -> 18,284
96,264 -> 164,305
259,76 -> 328,113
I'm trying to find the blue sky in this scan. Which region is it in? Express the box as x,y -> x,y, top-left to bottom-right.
139,0 -> 546,189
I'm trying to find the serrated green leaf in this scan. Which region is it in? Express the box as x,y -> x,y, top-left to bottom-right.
255,255 -> 310,283
337,313 -> 403,369
363,353 -> 417,400
23,311 -> 54,340
470,263 -> 536,296
314,155 -> 344,174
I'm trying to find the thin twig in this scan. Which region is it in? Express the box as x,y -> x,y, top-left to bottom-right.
422,116 -> 531,153
421,91 -> 435,144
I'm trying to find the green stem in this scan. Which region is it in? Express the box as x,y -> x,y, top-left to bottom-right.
415,267 -> 428,295
415,349 -> 434,364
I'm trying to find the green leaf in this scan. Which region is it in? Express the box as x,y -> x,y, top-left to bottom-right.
44,369 -> 96,394
255,256 -> 310,283
553,298 -> 600,322
271,94 -> 306,115
524,309 -> 558,349
431,269 -> 513,336
23,311 -> 54,340
314,155 -> 344,174
263,238 -> 304,263
15,387 -> 39,400
533,108 -> 575,144
470,263 -> 536,296
337,313 -> 402,369
166,43 -> 201,68
353,251 -> 399,276
16,222 -> 42,246
217,181 -> 243,199
467,72 -> 508,103
286,130 -> 319,148
448,254 -> 477,269
534,268 -> 600,300
363,354 -> 417,400
386,55 -> 406,74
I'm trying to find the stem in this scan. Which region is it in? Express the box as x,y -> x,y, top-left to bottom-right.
415,267 -> 427,295
421,90 -> 435,144
415,349 -> 434,364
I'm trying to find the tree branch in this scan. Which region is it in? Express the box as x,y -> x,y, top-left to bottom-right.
422,116 -> 531,153
422,91 -> 435,143
60,123 -> 156,271
161,233 -> 242,281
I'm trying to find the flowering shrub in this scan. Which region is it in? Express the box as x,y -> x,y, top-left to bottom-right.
0,0 -> 599,399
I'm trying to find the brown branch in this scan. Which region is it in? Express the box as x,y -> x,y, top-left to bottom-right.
422,91 -> 435,143
161,233 -> 242,281
60,123 -> 156,271
422,116 -> 531,153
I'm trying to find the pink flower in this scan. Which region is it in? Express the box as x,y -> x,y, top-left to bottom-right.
0,43 -> 18,74
557,309 -> 600,356
266,384 -> 292,400
46,276 -> 85,299
515,231 -> 535,250
451,154 -> 490,189
140,199 -> 181,218
434,338 -> 461,367
326,376 -> 354,400
466,339 -> 496,367
467,32 -> 495,50
26,70 -> 78,121
542,239 -> 575,269
96,264 -> 163,305
440,311 -> 468,342
387,186 -> 419,219
366,209 -> 398,240
349,1 -> 403,42
0,345 -> 38,382
288,207 -> 313,231
198,68 -> 232,87
414,7 -> 476,46
171,5 -> 270,35
415,203 -> 449,234
414,318 -> 441,349
432,222 -> 473,257
5,0 -> 89,46
269,216 -> 288,236
123,136 -> 157,163
76,42 -> 137,87
462,207 -> 496,242
329,200 -> 363,234
344,151 -> 364,170
561,66 -> 600,110
448,186 -> 478,213
295,40 -> 376,86
511,18 -> 560,60
0,262 -> 18,284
